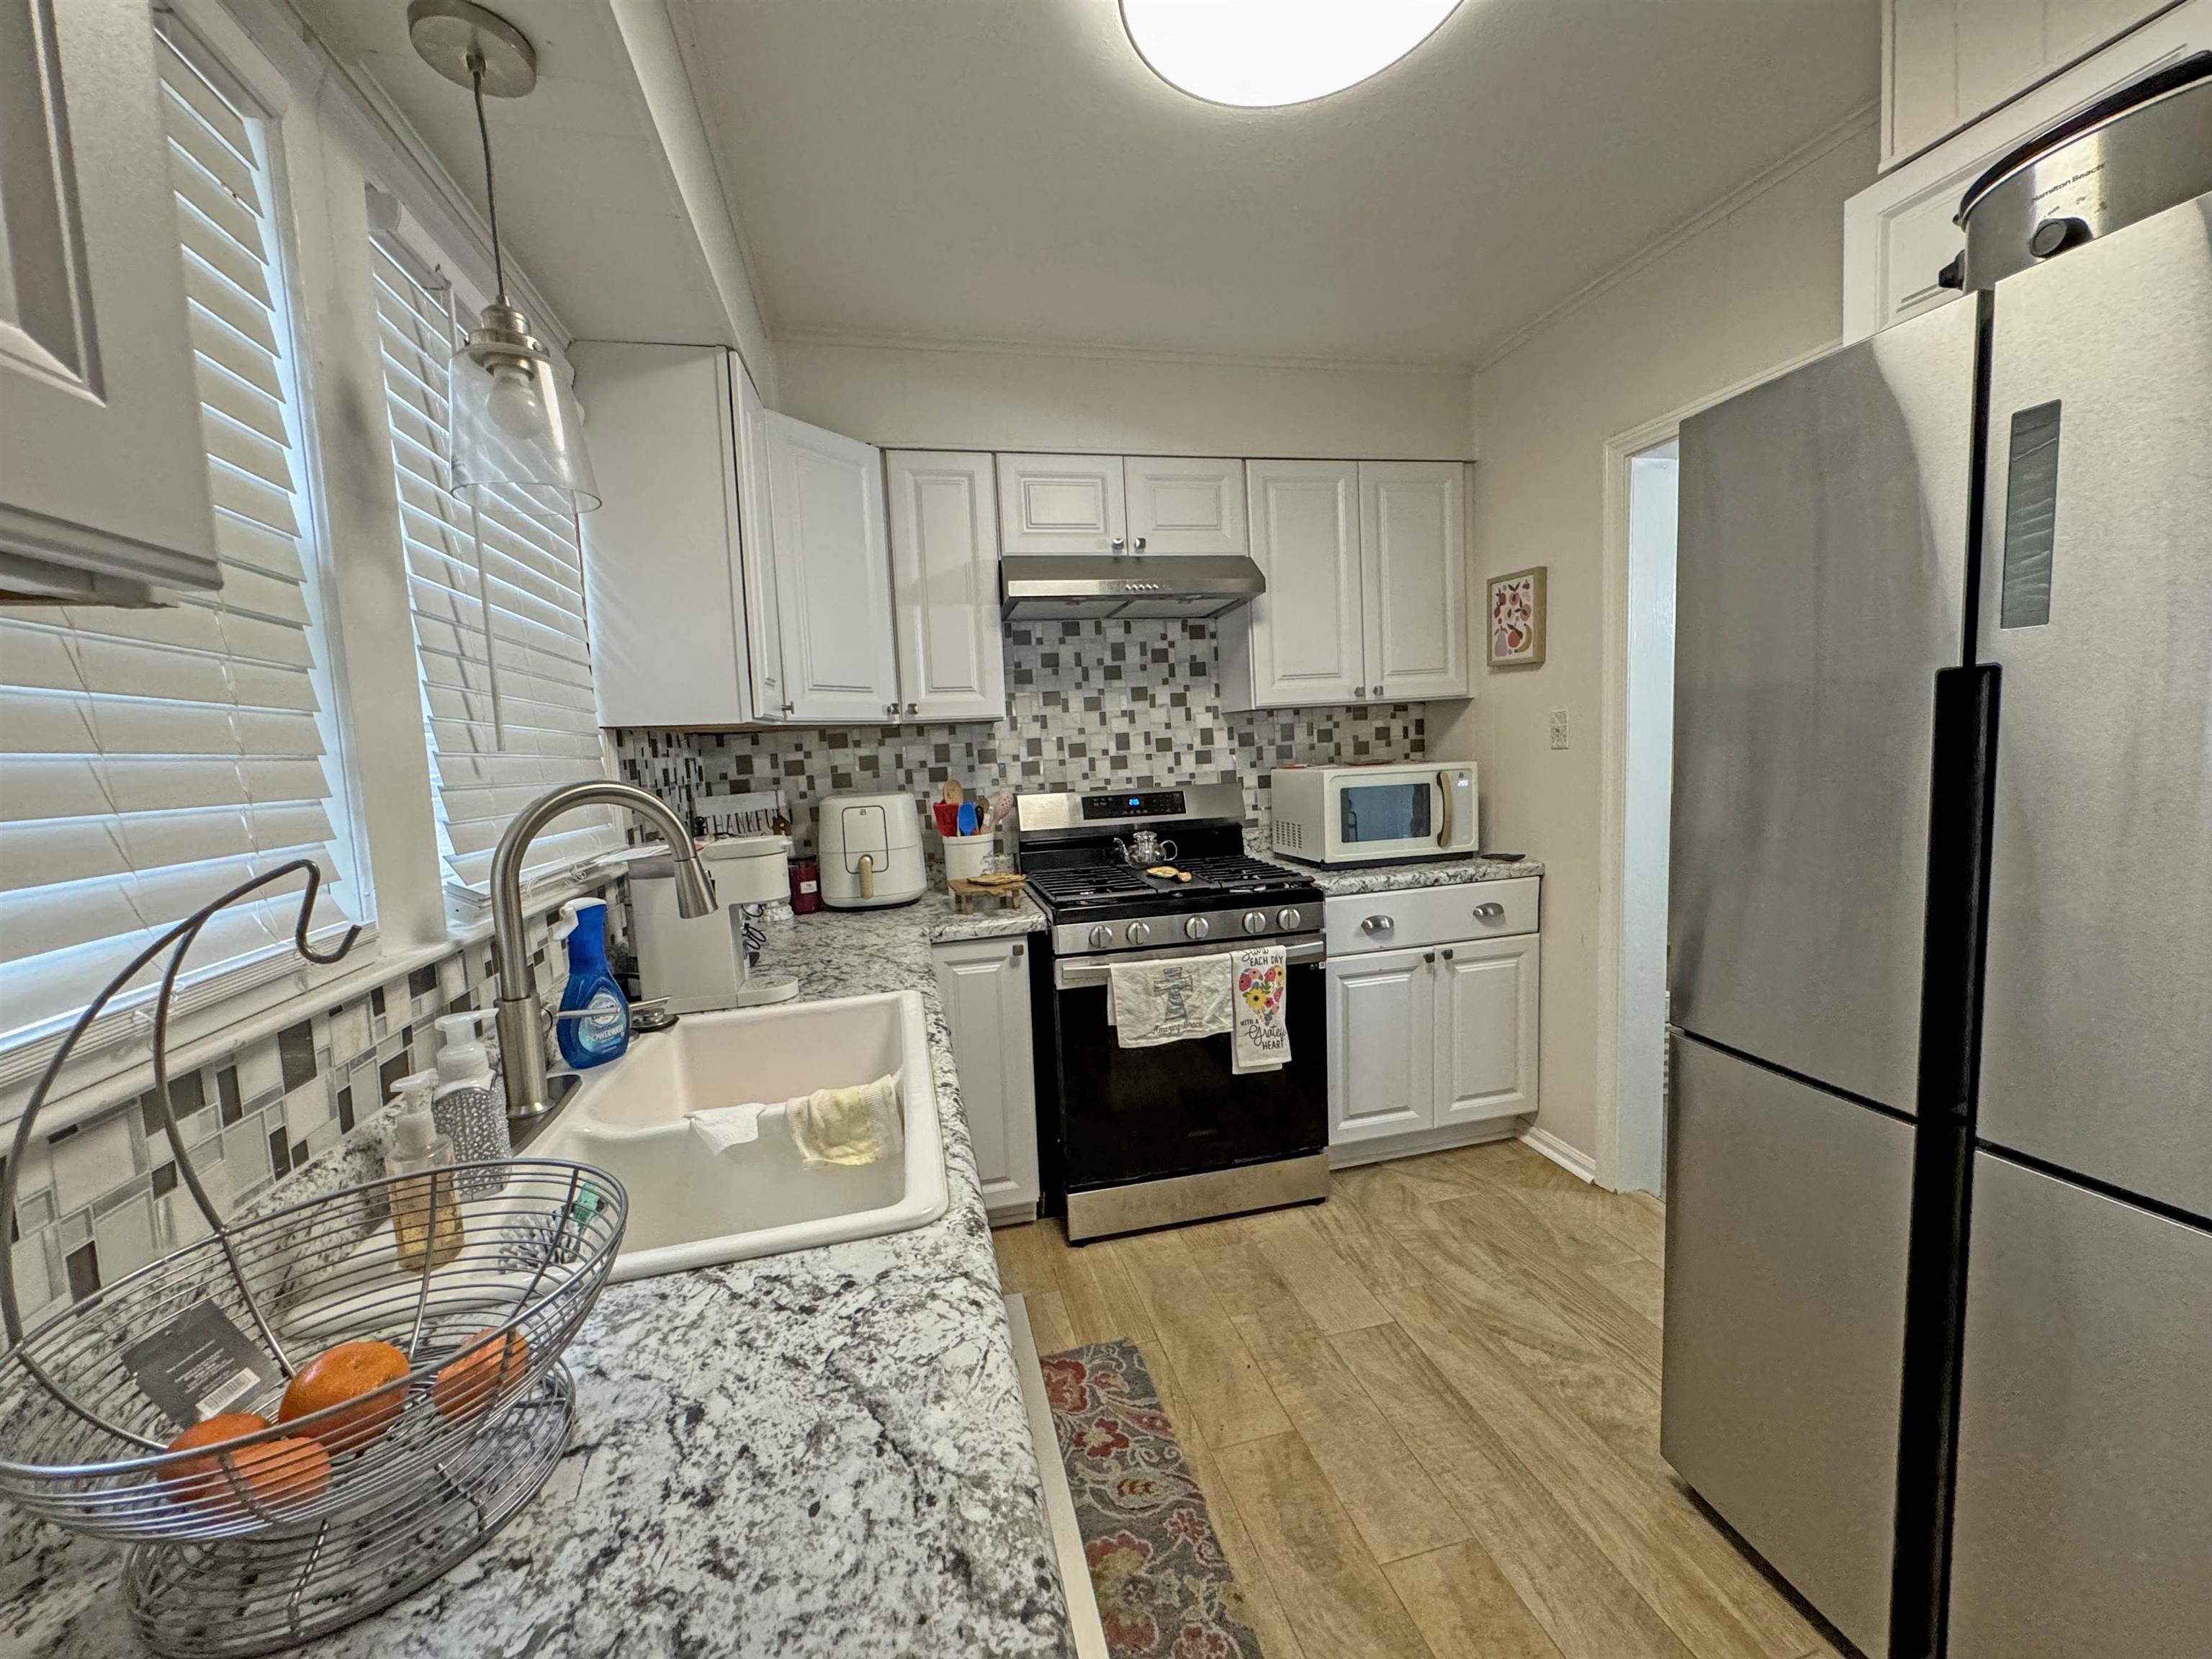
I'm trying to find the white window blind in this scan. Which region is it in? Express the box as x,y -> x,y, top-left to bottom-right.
369,240 -> 620,891
0,24 -> 361,1050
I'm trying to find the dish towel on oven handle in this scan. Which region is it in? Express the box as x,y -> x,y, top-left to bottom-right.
1232,945 -> 1290,1074
1107,956 -> 1233,1046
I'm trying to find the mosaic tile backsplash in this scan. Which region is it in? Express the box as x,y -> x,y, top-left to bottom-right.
2,889 -> 630,1334
614,619 -> 1430,855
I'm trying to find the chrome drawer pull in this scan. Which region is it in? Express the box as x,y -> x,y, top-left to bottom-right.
1473,902 -> 1506,922
1359,915 -> 1395,935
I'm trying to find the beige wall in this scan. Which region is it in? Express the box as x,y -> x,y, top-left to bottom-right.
1435,120 -> 1879,1168
774,338 -> 1475,459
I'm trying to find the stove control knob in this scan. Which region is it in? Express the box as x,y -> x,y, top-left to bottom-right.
1087,925 -> 1115,950
1242,910 -> 1268,935
1126,921 -> 1153,947
1276,907 -> 1303,931
1184,916 -> 1210,940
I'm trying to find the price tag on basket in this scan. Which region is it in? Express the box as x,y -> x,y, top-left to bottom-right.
120,1299 -> 279,1429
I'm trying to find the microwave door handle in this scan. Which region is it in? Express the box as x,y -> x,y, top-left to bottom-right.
1435,770 -> 1451,849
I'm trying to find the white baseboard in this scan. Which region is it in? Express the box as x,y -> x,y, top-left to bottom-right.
1328,1119 -> 1519,1170
1518,1123 -> 1599,1184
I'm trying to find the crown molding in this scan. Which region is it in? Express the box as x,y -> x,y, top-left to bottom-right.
1472,99 -> 1879,375
770,325 -> 1475,378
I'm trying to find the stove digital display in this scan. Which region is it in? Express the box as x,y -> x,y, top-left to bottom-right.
1082,791 -> 1184,819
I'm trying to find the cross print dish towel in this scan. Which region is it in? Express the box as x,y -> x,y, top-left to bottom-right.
1107,945 -> 1288,1074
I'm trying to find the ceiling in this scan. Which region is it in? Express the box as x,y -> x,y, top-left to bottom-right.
289,0 -> 737,344
674,0 -> 1880,367
295,0 -> 1879,371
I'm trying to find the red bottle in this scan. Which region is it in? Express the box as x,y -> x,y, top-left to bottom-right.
788,856 -> 822,915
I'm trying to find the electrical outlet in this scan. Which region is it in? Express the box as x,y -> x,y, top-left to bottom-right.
1549,709 -> 1570,750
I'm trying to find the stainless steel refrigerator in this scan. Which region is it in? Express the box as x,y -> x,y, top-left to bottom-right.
1663,73 -> 2212,1659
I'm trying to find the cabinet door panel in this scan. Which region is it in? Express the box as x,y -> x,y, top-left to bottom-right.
886,451 -> 1004,721
574,343 -> 747,726
1126,457 -> 1247,555
1326,946 -> 1434,1144
732,359 -> 789,719
1,0 -> 217,590
933,938 -> 1039,1220
1436,935 -> 1539,1127
1359,462 -> 1467,699
997,454 -> 1127,553
765,413 -> 898,721
1244,460 -> 1363,706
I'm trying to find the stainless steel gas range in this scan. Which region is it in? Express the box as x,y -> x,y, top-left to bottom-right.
1015,783 -> 1328,1242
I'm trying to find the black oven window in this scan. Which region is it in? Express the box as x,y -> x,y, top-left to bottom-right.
1339,783 -> 1429,843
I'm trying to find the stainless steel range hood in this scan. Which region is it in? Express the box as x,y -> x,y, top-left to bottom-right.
999,554 -> 1265,621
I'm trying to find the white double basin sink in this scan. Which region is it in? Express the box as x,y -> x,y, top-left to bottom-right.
529,990 -> 948,1281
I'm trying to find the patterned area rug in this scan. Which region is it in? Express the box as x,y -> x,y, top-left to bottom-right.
1040,1339 -> 1265,1659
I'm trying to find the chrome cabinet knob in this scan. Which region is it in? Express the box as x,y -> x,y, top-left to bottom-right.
779,701 -> 795,714
1184,916 -> 1210,940
1473,902 -> 1505,922
1442,948 -> 1455,961
1242,910 -> 1268,935
1275,907 -> 1302,930
1424,950 -> 1437,963
1087,925 -> 1115,950
1133,535 -> 1147,552
905,702 -> 918,714
1110,536 -> 1127,553
1359,914 -> 1393,935
1127,920 -> 1152,946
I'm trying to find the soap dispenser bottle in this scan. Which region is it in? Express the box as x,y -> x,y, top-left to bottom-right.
553,896 -> 629,1070
431,1011 -> 509,1195
386,1069 -> 465,1271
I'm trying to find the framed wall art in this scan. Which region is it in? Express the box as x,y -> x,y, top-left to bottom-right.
1487,566 -> 1547,668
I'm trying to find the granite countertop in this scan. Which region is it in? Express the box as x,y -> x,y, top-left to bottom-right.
5,890 -> 1066,1659
1246,834 -> 1543,897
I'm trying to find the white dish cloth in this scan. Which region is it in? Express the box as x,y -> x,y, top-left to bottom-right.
789,1073 -> 903,1166
1108,956 -> 1233,1047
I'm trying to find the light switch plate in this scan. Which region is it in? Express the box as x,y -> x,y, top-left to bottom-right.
1549,709 -> 1570,750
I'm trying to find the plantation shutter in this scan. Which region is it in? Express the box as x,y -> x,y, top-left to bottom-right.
369,240 -> 620,891
0,24 -> 361,1048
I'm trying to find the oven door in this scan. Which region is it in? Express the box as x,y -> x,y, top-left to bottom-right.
1328,773 -> 1439,862
1041,942 -> 1328,1195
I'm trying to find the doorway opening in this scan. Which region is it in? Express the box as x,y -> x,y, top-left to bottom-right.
1614,438 -> 1678,1195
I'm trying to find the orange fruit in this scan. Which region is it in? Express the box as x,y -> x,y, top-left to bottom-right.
278,1339 -> 411,1453
165,1413 -> 330,1514
431,1328 -> 529,1424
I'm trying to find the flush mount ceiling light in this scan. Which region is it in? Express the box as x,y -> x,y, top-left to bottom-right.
1120,0 -> 1461,108
407,0 -> 599,517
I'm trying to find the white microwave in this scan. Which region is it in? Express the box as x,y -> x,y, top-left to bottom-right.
1267,764 -> 1478,866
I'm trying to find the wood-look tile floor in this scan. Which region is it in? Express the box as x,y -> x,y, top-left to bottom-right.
993,1139 -> 1853,1659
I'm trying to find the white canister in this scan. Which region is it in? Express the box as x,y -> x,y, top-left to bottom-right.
941,832 -> 993,884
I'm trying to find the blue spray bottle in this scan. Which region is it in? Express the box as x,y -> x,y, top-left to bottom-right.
553,897 -> 629,1069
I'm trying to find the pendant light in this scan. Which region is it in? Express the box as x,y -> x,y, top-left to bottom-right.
407,0 -> 599,517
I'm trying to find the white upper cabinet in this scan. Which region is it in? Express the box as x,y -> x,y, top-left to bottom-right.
1361,462 -> 1467,701
1847,0 -> 2206,339
995,454 -> 1128,553
765,413 -> 900,723
1,0 -> 218,601
1235,461 -> 1364,705
885,451 -> 1005,721
732,361 -> 791,719
576,343 -> 751,727
1125,457 -> 1249,556
1883,0 -> 2170,167
1222,459 -> 1469,709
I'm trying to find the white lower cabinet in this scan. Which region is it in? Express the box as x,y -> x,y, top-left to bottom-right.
932,935 -> 1040,1223
1324,888 -> 1540,1156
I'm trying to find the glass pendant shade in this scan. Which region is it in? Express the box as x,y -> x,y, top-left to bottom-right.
449,302 -> 599,518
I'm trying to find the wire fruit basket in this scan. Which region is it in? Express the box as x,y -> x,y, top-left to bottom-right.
0,863 -> 628,1655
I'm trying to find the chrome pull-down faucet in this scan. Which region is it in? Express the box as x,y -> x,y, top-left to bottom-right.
490,781 -> 715,1123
